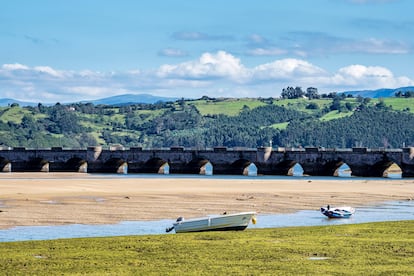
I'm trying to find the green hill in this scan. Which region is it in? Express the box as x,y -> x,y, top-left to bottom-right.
0,96 -> 413,149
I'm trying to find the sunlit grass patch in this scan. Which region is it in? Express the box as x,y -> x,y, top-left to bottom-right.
267,122 -> 289,130
191,98 -> 266,116
381,97 -> 414,113
0,106 -> 32,123
320,110 -> 353,121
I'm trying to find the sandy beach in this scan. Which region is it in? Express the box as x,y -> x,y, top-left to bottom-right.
0,173 -> 413,229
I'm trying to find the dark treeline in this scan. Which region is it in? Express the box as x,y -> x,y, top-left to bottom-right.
142,104 -> 307,148
0,98 -> 413,149
278,108 -> 414,148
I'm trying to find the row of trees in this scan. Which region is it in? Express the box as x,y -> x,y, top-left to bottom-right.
281,86 -> 414,100
395,91 -> 414,98
280,86 -> 356,100
281,87 -> 320,99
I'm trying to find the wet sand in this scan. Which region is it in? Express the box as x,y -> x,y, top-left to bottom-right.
0,173 -> 413,229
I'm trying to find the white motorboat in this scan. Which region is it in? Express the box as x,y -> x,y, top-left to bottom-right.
166,211 -> 257,233
320,205 -> 355,218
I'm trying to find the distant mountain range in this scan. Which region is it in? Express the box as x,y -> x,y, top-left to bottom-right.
1,86 -> 413,107
343,86 -> 414,98
0,94 -> 178,107
80,94 -> 178,106
0,98 -> 37,107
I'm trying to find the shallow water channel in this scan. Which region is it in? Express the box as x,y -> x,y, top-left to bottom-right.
1,200 -> 413,242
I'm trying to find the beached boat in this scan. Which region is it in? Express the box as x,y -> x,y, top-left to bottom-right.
320,205 -> 355,218
166,211 -> 257,233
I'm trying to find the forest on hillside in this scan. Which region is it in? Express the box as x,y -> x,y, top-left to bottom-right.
0,95 -> 413,149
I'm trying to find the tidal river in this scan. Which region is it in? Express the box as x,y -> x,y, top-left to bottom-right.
1,200 -> 413,242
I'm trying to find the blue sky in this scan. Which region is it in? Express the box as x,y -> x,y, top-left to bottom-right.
1,0 -> 414,103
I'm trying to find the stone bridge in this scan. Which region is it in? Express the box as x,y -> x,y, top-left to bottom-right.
0,146 -> 413,177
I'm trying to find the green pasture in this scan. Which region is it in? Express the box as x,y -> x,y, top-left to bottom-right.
0,106 -> 33,124
1,220 -> 413,275
381,97 -> 414,112
272,98 -> 332,112
320,110 -> 353,121
190,98 -> 266,116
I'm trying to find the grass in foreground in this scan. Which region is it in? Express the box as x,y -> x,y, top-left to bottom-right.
1,221 -> 413,275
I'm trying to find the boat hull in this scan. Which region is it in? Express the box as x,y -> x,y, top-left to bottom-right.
320,206 -> 355,218
172,212 -> 256,233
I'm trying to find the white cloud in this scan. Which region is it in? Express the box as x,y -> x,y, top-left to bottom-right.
338,65 -> 392,79
1,51 -> 413,103
329,64 -> 414,88
246,48 -> 287,56
33,66 -> 65,78
156,51 -> 249,81
252,59 -> 327,80
2,63 -> 30,70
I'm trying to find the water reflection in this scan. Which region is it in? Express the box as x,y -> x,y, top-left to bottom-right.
254,201 -> 414,228
1,200 -> 412,242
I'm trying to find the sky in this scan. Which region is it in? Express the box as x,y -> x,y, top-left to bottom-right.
1,0 -> 414,103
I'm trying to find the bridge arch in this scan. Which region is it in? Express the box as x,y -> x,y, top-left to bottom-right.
230,159 -> 257,176
187,158 -> 213,175
316,159 -> 352,177
373,161 -> 402,178
274,160 -> 297,176
334,163 -> 352,177
346,158 -> 402,178
338,152 -> 404,177
144,157 -> 169,174
0,157 -> 11,172
244,163 -> 257,176
104,158 -> 128,174
288,163 -> 304,176
61,157 -> 88,173
383,163 -> 402,178
27,157 -> 49,172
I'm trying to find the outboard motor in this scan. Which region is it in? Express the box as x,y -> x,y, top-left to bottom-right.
176,216 -> 184,223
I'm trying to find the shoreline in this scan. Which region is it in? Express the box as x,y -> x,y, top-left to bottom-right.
0,173 -> 413,229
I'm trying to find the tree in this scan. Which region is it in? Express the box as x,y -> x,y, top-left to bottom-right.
375,98 -> 387,109
329,98 -> 341,111
363,97 -> 371,105
281,86 -> 305,99
305,87 -> 319,99
306,102 -> 319,110
395,91 -> 414,98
